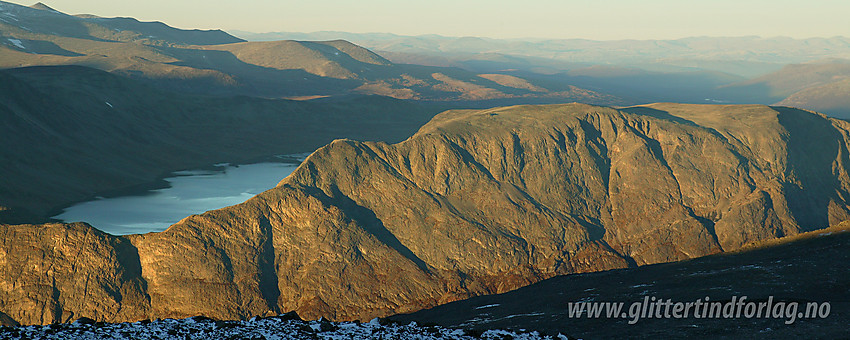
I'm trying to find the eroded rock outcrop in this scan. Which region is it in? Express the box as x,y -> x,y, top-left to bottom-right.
3,103 -> 850,325
0,223 -> 149,324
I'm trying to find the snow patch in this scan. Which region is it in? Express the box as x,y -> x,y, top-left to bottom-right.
476,304 -> 500,310
7,38 -> 24,49
502,312 -> 546,319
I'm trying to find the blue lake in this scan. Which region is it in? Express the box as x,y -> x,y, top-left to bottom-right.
52,160 -> 301,235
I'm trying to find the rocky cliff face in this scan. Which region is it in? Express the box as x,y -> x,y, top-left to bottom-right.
0,223 -> 149,324
3,103 -> 850,325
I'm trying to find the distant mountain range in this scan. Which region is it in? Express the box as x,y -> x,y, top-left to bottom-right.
232,31 -> 850,77
0,1 -> 617,104
233,30 -> 850,118
4,0 -> 849,115
0,2 -> 242,46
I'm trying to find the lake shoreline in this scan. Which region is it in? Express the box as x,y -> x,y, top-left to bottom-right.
46,152 -> 310,233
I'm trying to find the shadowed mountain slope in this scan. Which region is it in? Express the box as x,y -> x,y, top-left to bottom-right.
0,1 -> 241,46
3,103 -> 850,325
721,61 -> 850,100
716,60 -> 850,117
0,65 -> 440,222
393,225 -> 850,339
777,78 -> 850,118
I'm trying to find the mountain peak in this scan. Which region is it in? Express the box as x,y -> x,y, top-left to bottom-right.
29,2 -> 59,13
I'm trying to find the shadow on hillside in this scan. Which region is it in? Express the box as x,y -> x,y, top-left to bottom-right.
393,228 -> 850,339
620,106 -> 703,127
551,70 -> 772,104
301,185 -> 432,275
152,47 -> 362,98
257,216 -> 282,313
10,39 -> 83,57
713,82 -> 780,104
773,107 -> 850,230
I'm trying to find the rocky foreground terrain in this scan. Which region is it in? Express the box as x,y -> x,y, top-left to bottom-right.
3,103 -> 850,326
0,313 -> 561,339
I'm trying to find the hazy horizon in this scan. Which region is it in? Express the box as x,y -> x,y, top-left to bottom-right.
233,30 -> 849,42
5,0 -> 849,41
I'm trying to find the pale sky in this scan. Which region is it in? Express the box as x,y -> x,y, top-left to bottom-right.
8,0 -> 850,40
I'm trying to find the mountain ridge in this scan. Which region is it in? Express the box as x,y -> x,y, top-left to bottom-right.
234,31 -> 850,77
0,0 -> 243,46
3,102 -> 850,325
232,30 -> 850,117
0,1 -> 617,103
